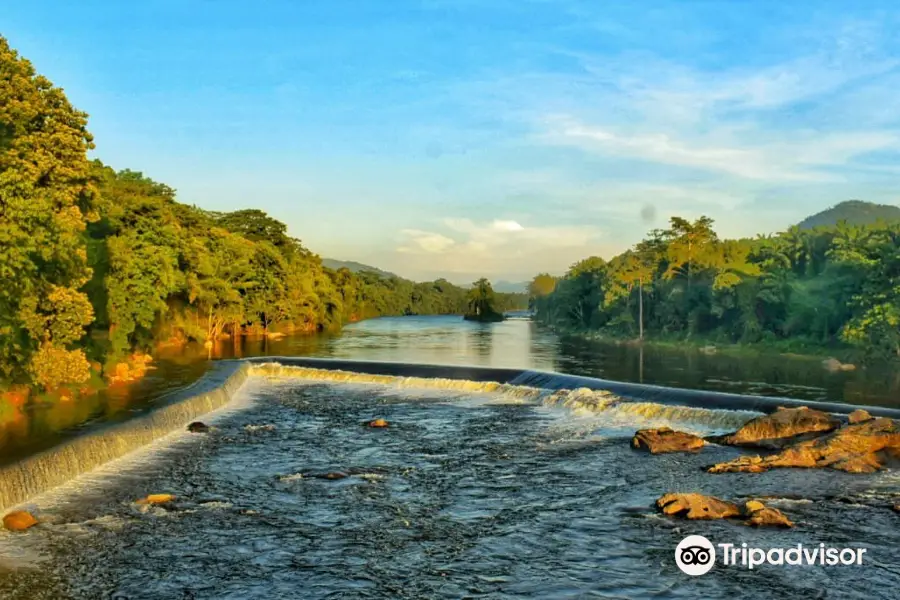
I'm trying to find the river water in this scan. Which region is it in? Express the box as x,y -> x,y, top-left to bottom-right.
0,315 -> 899,598
0,367 -> 898,599
2,315 -> 897,465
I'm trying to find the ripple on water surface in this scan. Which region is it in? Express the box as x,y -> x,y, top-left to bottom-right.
0,377 -> 898,599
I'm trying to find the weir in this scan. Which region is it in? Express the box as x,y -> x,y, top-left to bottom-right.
0,361 -> 251,514
245,357 -> 900,419
2,356 -> 899,515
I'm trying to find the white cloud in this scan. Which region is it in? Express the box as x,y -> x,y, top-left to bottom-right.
398,229 -> 456,254
547,120 -> 898,182
391,218 -> 608,279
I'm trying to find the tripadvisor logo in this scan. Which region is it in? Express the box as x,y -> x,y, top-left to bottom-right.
675,535 -> 868,575
676,535 -> 716,576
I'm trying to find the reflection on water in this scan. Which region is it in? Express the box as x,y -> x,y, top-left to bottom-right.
2,315 -> 898,464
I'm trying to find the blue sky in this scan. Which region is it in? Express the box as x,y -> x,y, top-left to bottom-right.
6,1 -> 900,282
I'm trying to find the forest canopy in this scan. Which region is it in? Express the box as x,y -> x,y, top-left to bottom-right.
531,215 -> 900,360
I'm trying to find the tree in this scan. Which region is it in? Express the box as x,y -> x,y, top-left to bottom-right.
465,278 -> 504,321
0,36 -> 97,384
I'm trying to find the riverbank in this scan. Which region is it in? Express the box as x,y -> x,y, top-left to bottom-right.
550,326 -> 871,365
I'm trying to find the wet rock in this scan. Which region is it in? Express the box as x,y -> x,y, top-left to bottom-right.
699,345 -> 717,355
894,504 -> 899,514
823,357 -> 856,372
744,500 -> 794,528
707,407 -> 840,449
656,493 -> 740,520
848,409 -> 873,424
136,493 -> 177,505
367,418 -> 389,428
708,417 -> 900,474
187,421 -> 210,433
3,511 -> 38,532
316,472 -> 349,480
632,427 -> 704,454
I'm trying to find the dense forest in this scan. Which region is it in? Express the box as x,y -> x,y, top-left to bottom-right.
0,37 -> 524,392
530,215 -> 900,360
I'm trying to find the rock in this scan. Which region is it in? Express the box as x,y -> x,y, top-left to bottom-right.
699,345 -> 717,355
266,331 -> 286,340
632,427 -> 704,454
707,407 -> 840,449
306,472 -> 348,480
367,418 -> 389,428
3,511 -> 38,532
656,493 -> 741,520
187,421 -> 210,433
848,409 -> 873,424
894,504 -> 899,513
708,417 -> 900,474
823,357 -> 856,372
136,494 -> 176,505
744,500 -> 794,528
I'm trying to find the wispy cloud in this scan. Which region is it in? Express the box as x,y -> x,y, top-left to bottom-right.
391,218 -> 608,280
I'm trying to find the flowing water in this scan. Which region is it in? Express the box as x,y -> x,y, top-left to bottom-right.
1,317 -> 899,598
0,368 -> 897,599
3,316 -> 898,464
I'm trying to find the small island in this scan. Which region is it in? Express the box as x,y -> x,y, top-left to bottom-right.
463,278 -> 506,322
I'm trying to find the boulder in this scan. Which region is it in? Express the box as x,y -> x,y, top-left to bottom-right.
708,417 -> 900,474
744,500 -> 794,528
632,428 -> 704,454
823,357 -> 856,372
367,418 -> 389,428
894,504 -> 899,514
136,494 -> 176,505
656,493 -> 741,520
3,511 -> 38,532
707,407 -> 840,449
187,421 -> 210,433
848,409 -> 873,424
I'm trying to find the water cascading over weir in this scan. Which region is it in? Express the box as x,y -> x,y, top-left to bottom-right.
2,356 -> 899,514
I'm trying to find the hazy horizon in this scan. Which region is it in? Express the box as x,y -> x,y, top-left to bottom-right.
7,1 -> 900,281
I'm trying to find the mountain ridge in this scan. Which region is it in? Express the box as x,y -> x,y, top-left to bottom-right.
797,199 -> 900,230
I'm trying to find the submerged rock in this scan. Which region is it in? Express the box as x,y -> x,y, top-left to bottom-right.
656,493 -> 740,520
367,418 -> 389,428
848,409 -> 873,424
136,494 -> 177,505
823,357 -> 856,372
187,421 -> 210,433
708,417 -> 900,474
632,428 -> 704,454
3,511 -> 38,532
312,472 -> 349,480
707,407 -> 840,449
744,500 -> 794,528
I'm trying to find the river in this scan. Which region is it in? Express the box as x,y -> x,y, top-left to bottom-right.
1,316 -> 899,598
2,315 -> 898,466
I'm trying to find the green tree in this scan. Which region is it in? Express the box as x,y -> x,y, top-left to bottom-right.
0,36 -> 97,384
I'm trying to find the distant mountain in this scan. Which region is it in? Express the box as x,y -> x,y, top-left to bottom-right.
491,280 -> 529,293
797,200 -> 900,230
321,259 -> 397,279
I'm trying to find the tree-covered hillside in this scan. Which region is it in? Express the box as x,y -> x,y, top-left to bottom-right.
320,259 -> 398,279
798,200 -> 900,230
